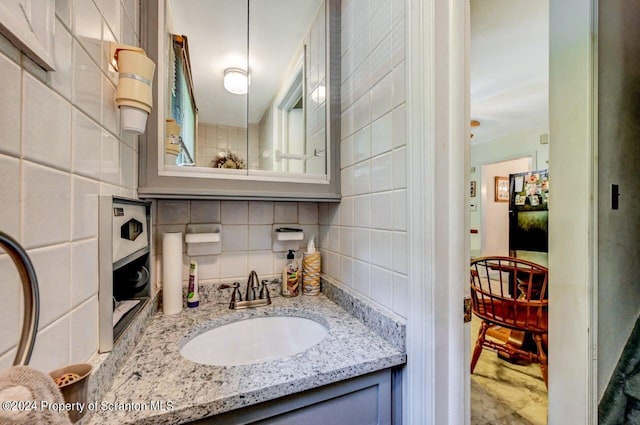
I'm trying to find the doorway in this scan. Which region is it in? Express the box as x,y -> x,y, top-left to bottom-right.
466,0 -> 601,422
468,1 -> 549,419
403,0 -> 597,423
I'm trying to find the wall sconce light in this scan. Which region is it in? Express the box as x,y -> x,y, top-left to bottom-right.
111,43 -> 156,134
223,68 -> 248,95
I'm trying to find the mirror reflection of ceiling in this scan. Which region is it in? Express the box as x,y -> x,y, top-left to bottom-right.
168,0 -> 323,128
470,0 -> 549,144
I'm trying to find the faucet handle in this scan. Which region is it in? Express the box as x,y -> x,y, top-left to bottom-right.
229,282 -> 242,309
259,279 -> 271,302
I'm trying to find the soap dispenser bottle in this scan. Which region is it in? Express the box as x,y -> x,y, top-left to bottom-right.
282,249 -> 300,297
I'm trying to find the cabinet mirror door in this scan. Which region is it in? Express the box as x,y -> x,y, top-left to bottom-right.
164,0 -> 248,172
163,0 -> 327,182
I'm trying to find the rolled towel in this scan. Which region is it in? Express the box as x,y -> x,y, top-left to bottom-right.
0,366 -> 71,425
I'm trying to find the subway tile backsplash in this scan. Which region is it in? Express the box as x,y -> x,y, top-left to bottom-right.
0,0 -> 141,372
155,201 -> 319,283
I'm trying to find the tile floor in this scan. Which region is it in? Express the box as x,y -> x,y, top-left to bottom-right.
470,317 -> 548,425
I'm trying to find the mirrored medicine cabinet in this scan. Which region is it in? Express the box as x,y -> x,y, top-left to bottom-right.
138,0 -> 341,200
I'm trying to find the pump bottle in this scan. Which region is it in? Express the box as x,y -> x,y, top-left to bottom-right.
282,249 -> 300,297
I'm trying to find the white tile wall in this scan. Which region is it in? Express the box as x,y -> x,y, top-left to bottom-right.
155,201 -> 319,283
29,317 -> 70,373
370,192 -> 393,230
221,201 -> 249,224
249,225 -> 272,250
30,245 -> 71,329
249,202 -> 274,224
0,255 -> 21,356
320,0 -> 407,318
222,225 -> 249,252
371,265 -> 393,310
191,200 -> 221,223
0,155 -> 20,237
70,239 -> 99,306
55,0 -> 71,28
196,123 -> 254,168
370,230 -> 393,270
354,195 -> 371,228
101,130 -> 120,185
274,202 -> 298,223
23,162 -> 71,248
0,0 -> 141,372
339,197 -> 354,227
299,203 -> 319,224
220,252 -> 249,279
73,41 -> 102,122
353,260 -> 371,297
72,108 -> 102,180
0,53 -> 21,156
70,296 -> 98,364
23,75 -> 72,170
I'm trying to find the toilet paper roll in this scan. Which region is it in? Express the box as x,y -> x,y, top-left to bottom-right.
162,232 -> 183,315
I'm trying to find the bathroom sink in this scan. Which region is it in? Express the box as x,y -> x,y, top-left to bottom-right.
180,316 -> 329,366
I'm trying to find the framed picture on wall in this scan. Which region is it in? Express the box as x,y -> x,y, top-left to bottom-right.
494,176 -> 509,202
470,181 -> 477,198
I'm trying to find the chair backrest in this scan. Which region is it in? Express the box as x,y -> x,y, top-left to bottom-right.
470,256 -> 548,333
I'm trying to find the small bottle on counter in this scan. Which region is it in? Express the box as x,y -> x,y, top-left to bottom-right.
282,249 -> 300,297
187,260 -> 200,308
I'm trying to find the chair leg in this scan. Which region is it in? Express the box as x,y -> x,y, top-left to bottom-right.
471,320 -> 489,373
533,333 -> 548,388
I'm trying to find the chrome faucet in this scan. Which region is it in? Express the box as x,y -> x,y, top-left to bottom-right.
229,271 -> 271,310
245,270 -> 259,301
0,231 -> 40,366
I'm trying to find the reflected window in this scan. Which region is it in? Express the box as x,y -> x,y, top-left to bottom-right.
169,35 -> 197,166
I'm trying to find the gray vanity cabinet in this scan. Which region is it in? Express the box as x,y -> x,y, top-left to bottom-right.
188,368 -> 402,425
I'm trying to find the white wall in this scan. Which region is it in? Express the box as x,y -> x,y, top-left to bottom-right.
597,0 -> 640,400
318,0 -> 407,318
480,157 -> 531,256
470,127 -> 548,256
0,0 -> 140,373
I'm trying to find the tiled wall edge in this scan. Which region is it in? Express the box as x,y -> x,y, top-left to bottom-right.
84,292 -> 160,420
321,274 -> 405,351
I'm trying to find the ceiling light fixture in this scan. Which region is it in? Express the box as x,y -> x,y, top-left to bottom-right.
223,68 -> 248,95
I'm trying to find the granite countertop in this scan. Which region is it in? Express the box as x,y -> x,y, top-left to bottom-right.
88,294 -> 406,424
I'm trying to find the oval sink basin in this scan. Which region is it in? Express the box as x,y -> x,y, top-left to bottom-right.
180,316 -> 328,366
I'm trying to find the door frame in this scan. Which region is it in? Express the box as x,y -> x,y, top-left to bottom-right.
547,0 -> 598,423
405,0 -> 468,423
404,0 -> 598,423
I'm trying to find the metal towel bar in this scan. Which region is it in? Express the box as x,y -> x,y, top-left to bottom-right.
0,231 -> 39,366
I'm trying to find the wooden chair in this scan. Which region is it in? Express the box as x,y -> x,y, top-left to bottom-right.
469,256 -> 548,387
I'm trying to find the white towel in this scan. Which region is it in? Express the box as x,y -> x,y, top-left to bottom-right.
0,366 -> 71,425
